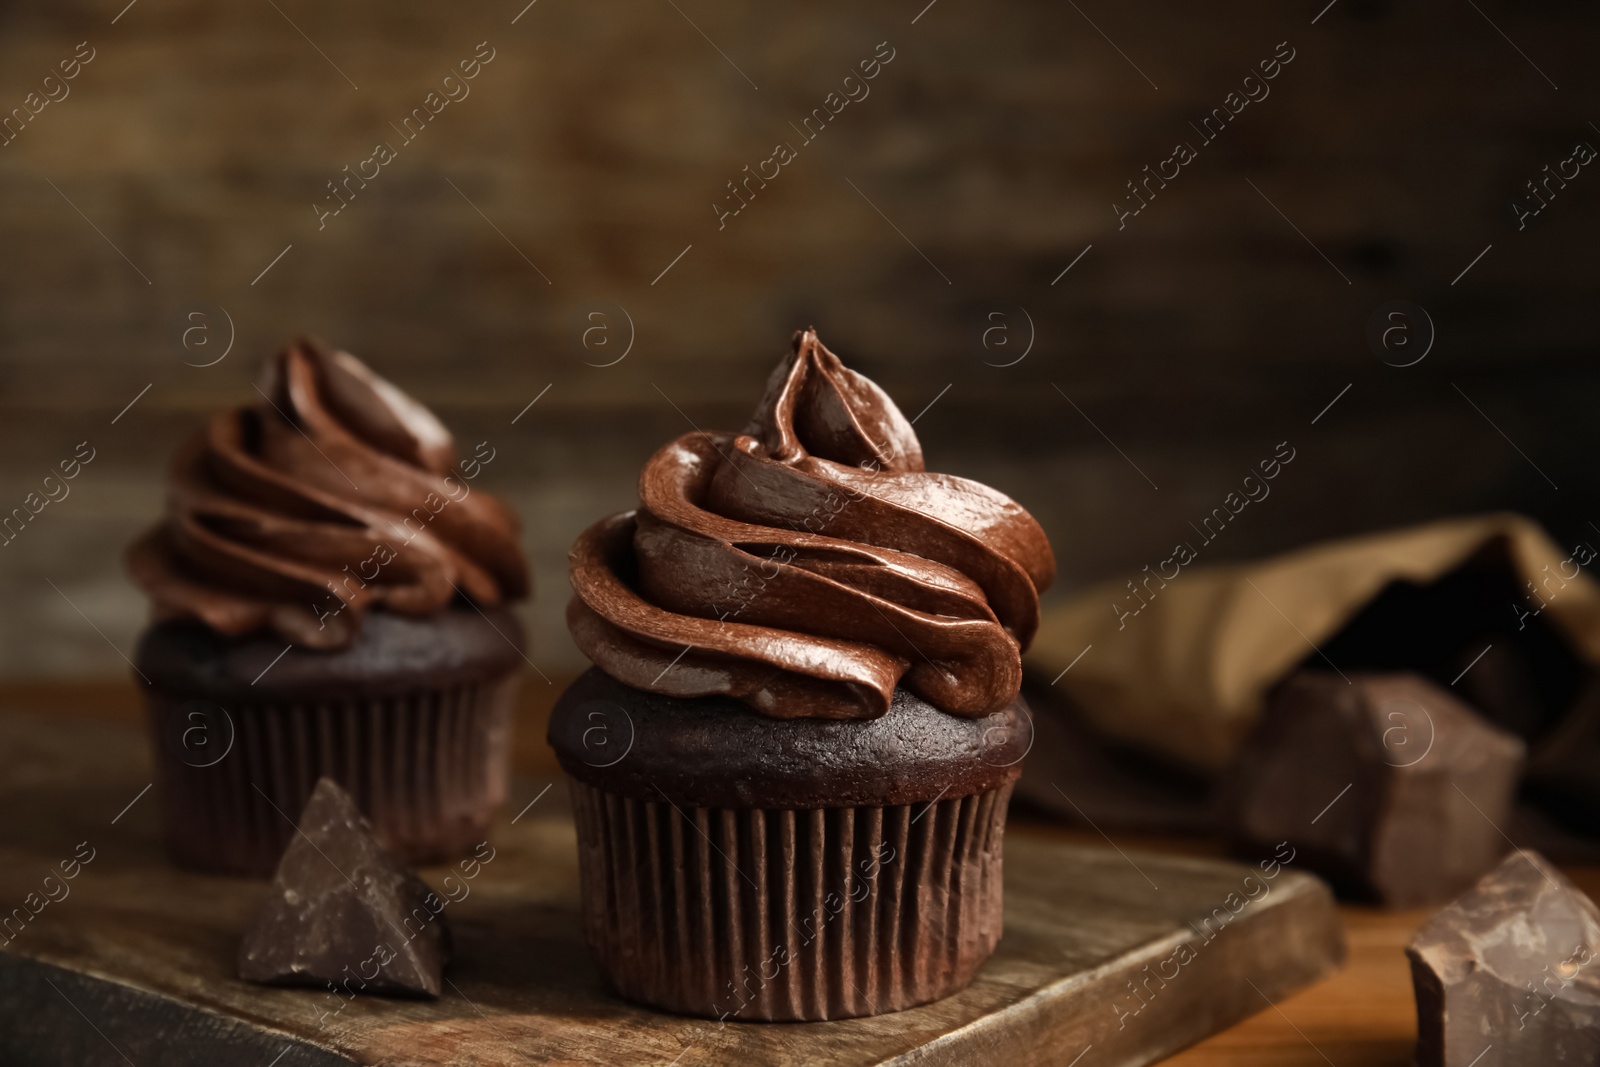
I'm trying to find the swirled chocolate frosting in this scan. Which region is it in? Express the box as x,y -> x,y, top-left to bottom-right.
127,339 -> 529,649
568,329 -> 1055,719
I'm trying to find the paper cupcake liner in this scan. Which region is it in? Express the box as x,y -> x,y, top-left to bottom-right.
146,674 -> 518,876
569,780 -> 1012,1020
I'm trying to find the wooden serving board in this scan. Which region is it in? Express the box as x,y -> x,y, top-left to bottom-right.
0,711 -> 1343,1066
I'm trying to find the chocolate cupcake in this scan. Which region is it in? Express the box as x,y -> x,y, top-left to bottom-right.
549,328 -> 1054,1020
127,339 -> 530,876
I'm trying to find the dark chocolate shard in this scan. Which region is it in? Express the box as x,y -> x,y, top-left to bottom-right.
1408,849 -> 1600,1066
1526,675 -> 1600,836
238,777 -> 451,997
1225,671 -> 1524,906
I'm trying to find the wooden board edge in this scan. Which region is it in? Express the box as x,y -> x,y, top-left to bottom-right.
881,871 -> 1346,1067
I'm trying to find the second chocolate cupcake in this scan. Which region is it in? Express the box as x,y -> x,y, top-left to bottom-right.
127,339 -> 531,876
550,328 -> 1055,1020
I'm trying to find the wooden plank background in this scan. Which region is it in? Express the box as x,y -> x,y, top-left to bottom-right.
0,0 -> 1596,679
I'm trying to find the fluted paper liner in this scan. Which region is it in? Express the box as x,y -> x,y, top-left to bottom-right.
147,674 -> 518,876
569,780 -> 1012,1020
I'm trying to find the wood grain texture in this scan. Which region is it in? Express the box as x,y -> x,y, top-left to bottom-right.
0,0 -> 1597,684
0,705 -> 1346,1066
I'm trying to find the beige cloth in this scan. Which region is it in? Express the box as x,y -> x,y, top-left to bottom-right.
1027,513 -> 1600,772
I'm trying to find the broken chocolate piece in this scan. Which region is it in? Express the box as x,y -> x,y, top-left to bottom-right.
238,777 -> 452,997
1408,849 -> 1600,1066
1526,675 -> 1600,836
1225,671 -> 1524,906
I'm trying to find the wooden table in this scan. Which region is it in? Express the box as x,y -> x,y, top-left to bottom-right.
9,678 -> 1598,1066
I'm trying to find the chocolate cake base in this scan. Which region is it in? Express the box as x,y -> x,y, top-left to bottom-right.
138,608 -> 525,877
548,668 -> 1030,809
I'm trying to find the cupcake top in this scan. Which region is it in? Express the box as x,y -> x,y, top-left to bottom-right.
127,339 -> 529,649
568,328 -> 1055,720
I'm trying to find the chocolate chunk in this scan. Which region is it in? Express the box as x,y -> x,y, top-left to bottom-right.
1408,850 -> 1600,1066
1225,672 -> 1524,906
238,777 -> 451,997
1526,676 -> 1600,836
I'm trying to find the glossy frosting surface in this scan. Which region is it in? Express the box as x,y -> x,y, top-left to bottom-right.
127,339 -> 528,648
568,329 -> 1054,719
